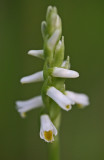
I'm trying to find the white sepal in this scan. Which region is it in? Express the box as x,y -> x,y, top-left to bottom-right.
28,50 -> 44,59
16,96 -> 43,115
47,87 -> 74,111
47,29 -> 60,50
61,56 -> 71,69
65,91 -> 89,107
20,71 -> 43,84
61,60 -> 68,67
40,114 -> 57,143
52,67 -> 79,78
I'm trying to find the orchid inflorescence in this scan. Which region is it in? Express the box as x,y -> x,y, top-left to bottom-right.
16,6 -> 89,143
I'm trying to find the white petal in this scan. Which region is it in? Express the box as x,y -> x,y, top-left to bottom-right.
28,50 -> 44,59
52,67 -> 79,78
51,123 -> 57,136
16,96 -> 43,113
40,115 -> 53,131
47,87 -> 74,111
40,114 -> 57,142
65,91 -> 89,107
47,29 -> 60,50
20,71 -> 43,84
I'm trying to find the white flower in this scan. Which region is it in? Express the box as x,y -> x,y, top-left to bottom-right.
20,71 -> 43,84
16,96 -> 43,118
40,114 -> 57,143
47,86 -> 74,111
52,67 -> 79,78
65,91 -> 89,108
28,50 -> 44,59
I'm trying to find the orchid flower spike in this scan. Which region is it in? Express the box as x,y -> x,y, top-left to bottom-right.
40,114 -> 57,142
16,6 -> 89,143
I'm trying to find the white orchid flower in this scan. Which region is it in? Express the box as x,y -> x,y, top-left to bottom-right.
20,71 -> 43,84
40,114 -> 57,142
28,50 -> 44,59
47,86 -> 74,111
16,96 -> 43,118
65,91 -> 89,108
52,67 -> 79,78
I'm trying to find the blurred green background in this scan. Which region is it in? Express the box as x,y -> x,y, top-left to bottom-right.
0,0 -> 104,160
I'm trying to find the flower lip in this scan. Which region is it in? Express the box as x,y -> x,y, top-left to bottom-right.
40,114 -> 57,143
44,130 -> 53,142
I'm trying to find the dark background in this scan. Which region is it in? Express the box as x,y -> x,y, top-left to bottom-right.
0,0 -> 104,160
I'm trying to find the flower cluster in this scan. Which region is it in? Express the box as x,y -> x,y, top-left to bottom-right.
16,6 -> 89,143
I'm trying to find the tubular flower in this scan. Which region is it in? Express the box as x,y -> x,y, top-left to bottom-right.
52,67 -> 79,78
16,6 -> 89,143
40,114 -> 57,142
20,71 -> 43,84
47,87 -> 74,111
28,50 -> 44,59
16,96 -> 43,118
65,91 -> 89,108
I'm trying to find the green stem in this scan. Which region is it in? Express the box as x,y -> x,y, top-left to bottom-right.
48,135 -> 60,160
48,113 -> 61,160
